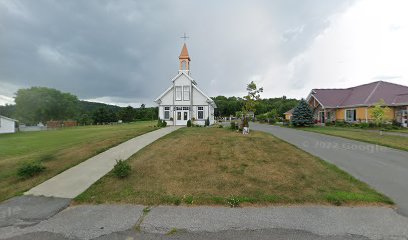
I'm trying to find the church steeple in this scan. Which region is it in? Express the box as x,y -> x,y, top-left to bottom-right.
179,43 -> 190,73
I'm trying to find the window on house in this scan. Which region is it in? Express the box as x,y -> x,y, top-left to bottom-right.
198,106 -> 204,120
345,109 -> 356,122
175,86 -> 182,100
183,86 -> 190,101
164,107 -> 170,120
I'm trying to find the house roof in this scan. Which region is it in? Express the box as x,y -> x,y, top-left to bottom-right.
179,43 -> 190,61
284,108 -> 294,115
309,81 -> 408,108
0,115 -> 18,122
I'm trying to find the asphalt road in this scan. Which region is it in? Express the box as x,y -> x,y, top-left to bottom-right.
251,123 -> 408,216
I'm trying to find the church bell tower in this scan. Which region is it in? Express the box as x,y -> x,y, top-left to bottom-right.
179,43 -> 191,74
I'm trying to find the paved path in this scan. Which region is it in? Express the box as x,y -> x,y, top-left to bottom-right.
25,126 -> 181,198
251,123 -> 408,216
1,204 -> 407,239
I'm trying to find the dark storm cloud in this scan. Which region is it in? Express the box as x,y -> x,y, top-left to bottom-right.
0,0 -> 355,106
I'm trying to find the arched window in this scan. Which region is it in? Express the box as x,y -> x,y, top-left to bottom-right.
181,61 -> 187,70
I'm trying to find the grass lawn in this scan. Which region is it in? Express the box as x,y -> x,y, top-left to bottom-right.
75,127 -> 392,207
302,126 -> 408,151
389,128 -> 408,133
0,121 -> 156,202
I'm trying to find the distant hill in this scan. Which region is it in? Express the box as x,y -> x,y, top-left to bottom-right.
79,100 -> 123,114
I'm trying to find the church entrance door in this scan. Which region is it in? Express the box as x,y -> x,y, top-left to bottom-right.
175,107 -> 190,125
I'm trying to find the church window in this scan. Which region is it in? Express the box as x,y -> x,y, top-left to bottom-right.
164,107 -> 170,120
181,61 -> 187,70
183,86 -> 190,100
175,86 -> 182,100
177,112 -> 181,120
198,106 -> 204,120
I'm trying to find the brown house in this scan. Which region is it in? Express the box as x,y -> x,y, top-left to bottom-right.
306,81 -> 408,127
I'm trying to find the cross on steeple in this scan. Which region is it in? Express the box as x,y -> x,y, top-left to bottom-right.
180,32 -> 189,42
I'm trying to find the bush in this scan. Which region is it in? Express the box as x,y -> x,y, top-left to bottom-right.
381,124 -> 394,131
392,120 -> 401,127
359,122 -> 369,129
17,162 -> 46,178
157,119 -> 167,127
335,121 -> 347,127
368,122 -> 377,128
187,119 -> 192,127
230,121 -> 236,130
205,118 -> 210,127
218,124 -> 223,128
268,118 -> 276,124
113,160 -> 131,178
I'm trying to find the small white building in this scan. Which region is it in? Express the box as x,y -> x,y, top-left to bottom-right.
0,115 -> 18,134
155,43 -> 217,126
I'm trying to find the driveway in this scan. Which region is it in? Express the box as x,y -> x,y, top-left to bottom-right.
251,123 -> 408,216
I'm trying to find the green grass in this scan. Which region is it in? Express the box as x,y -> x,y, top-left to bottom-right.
302,126 -> 408,151
389,128 -> 408,133
75,127 -> 392,207
0,121 -> 156,202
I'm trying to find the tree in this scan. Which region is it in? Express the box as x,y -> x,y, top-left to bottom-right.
370,99 -> 390,126
243,81 -> 263,116
15,87 -> 78,124
92,107 -> 117,124
0,104 -> 15,118
291,99 -> 314,127
118,106 -> 135,122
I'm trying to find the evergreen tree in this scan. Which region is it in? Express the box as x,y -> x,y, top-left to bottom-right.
291,99 -> 314,127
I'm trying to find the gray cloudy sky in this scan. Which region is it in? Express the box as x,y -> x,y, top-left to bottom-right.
1,0 -> 407,107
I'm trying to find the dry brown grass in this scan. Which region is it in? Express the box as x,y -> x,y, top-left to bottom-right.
75,127 -> 392,207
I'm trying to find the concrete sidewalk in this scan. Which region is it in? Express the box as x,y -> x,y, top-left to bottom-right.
25,126 -> 181,198
1,204 -> 408,239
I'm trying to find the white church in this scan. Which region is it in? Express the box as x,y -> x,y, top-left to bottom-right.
155,44 -> 217,126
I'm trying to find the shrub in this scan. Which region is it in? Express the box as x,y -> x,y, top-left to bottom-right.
187,119 -> 192,127
268,118 -> 276,124
381,124 -> 394,131
218,124 -> 223,128
392,120 -> 401,127
205,118 -> 210,126
368,122 -> 377,128
230,121 -> 236,130
113,160 -> 131,178
325,121 -> 334,126
335,121 -> 348,127
17,162 -> 46,178
157,119 -> 167,127
359,122 -> 369,129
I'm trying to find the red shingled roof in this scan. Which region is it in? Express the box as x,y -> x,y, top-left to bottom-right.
311,81 -> 408,108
